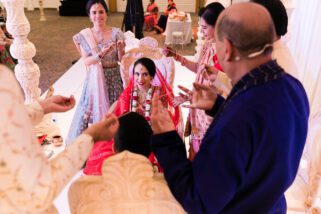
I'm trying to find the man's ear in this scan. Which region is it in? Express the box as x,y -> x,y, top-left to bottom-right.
223,38 -> 233,62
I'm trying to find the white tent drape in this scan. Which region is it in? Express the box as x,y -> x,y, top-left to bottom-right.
288,0 -> 321,116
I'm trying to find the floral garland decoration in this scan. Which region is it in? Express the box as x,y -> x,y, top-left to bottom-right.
131,86 -> 153,124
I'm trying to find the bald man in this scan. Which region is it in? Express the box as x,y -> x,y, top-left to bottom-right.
150,3 -> 309,213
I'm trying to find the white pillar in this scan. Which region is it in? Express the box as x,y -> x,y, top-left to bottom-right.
39,0 -> 47,21
1,0 -> 41,104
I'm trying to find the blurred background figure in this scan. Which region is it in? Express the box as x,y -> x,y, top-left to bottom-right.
144,0 -> 159,32
124,0 -> 144,39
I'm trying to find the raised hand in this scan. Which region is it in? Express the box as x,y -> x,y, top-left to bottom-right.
100,42 -> 115,58
40,95 -> 76,114
117,40 -> 125,50
182,83 -> 217,111
172,96 -> 187,107
151,94 -> 176,135
172,85 -> 192,107
83,114 -> 119,142
162,46 -> 177,58
199,63 -> 219,82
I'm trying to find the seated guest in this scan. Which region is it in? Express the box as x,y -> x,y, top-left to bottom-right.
252,0 -> 299,79
83,57 -> 180,175
154,0 -> 177,34
0,65 -> 119,213
144,0 -> 159,32
114,112 -> 152,158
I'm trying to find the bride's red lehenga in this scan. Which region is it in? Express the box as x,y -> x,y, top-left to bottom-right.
83,69 -> 180,176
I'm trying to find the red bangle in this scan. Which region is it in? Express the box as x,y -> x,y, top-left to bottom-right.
181,57 -> 186,66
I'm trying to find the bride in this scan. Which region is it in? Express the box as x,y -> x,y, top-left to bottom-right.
83,57 -> 180,175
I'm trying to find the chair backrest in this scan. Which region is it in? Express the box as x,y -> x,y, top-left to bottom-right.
124,31 -> 140,52
68,151 -> 186,214
120,36 -> 175,88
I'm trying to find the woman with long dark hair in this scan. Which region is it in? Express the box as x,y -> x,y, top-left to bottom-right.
164,2 -> 231,159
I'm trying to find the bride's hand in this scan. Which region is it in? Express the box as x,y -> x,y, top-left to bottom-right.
151,94 -> 175,134
172,93 -> 189,107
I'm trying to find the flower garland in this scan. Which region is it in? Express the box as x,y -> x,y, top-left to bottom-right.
131,86 -> 153,124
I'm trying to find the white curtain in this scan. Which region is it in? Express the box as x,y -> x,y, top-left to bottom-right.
288,0 -> 321,116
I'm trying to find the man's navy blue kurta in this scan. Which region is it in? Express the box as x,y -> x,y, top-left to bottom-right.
151,61 -> 309,213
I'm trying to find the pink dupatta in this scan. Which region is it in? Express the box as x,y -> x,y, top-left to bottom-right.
189,42 -> 216,154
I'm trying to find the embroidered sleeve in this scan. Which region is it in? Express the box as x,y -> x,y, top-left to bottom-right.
73,32 -> 93,57
0,66 -> 94,212
26,101 -> 44,126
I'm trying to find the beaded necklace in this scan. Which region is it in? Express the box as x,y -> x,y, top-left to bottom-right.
131,85 -> 153,124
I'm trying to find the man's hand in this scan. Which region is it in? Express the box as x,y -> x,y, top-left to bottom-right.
151,94 -> 176,135
182,83 -> 218,111
83,114 -> 119,142
40,95 -> 76,114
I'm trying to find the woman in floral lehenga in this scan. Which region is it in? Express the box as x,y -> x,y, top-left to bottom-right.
66,0 -> 125,145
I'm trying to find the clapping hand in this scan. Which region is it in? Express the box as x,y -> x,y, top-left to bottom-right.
116,40 -> 125,50
199,63 -> 219,82
182,83 -> 218,111
40,95 -> 76,114
100,43 -> 115,58
83,114 -> 119,142
162,46 -> 177,58
151,94 -> 176,135
172,85 -> 192,107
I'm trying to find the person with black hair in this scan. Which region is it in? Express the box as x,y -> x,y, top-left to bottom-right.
252,0 -> 299,79
163,2 -> 230,160
66,0 -> 126,145
114,112 -> 152,158
124,0 -> 144,39
83,57 -> 180,175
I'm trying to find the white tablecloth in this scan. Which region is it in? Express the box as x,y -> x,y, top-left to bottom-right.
164,13 -> 193,45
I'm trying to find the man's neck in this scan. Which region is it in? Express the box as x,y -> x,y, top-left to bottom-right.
230,55 -> 272,86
